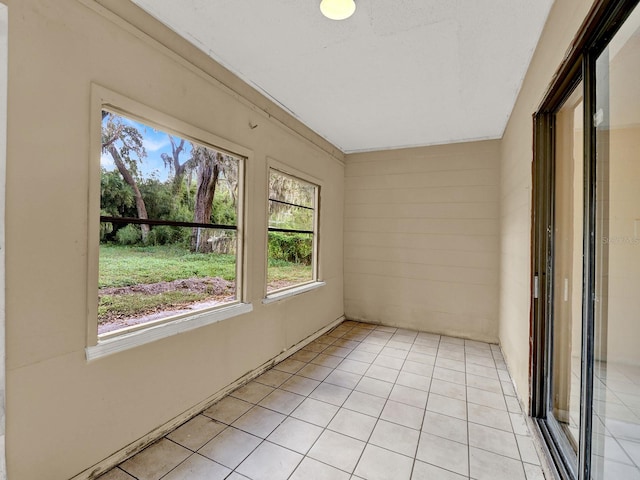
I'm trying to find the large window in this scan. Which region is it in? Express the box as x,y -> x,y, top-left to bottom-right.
266,169 -> 318,294
97,107 -> 244,339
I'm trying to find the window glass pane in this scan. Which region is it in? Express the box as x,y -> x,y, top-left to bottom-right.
267,232 -> 313,291
551,84 -> 584,456
268,170 -> 314,208
268,201 -> 313,231
101,110 -> 239,227
267,169 -> 317,294
99,227 -> 237,335
592,5 -> 640,479
99,109 -> 241,337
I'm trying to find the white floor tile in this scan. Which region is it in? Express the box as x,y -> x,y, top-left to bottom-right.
354,444 -> 414,480
308,430 -> 366,473
267,417 -> 323,454
411,461 -> 468,480
198,427 -> 261,469
167,415 -> 226,451
161,454 -> 231,480
291,398 -> 339,427
99,323 -> 553,480
290,457 -> 351,480
369,419 -> 420,457
120,439 -> 191,480
416,432 -> 468,476
236,441 -> 302,480
343,390 -> 387,417
469,447 -> 526,480
232,405 -> 286,438
328,408 -> 377,441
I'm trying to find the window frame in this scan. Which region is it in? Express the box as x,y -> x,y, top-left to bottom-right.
86,85 -> 252,360
264,162 -> 322,301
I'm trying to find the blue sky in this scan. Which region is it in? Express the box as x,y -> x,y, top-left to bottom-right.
101,114 -> 192,182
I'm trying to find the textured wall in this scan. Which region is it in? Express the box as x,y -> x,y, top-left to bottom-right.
4,1 -> 343,478
344,141 -> 500,342
498,0 -> 596,409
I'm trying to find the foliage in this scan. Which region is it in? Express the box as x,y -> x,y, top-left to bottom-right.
100,169 -> 135,217
101,112 -> 146,175
99,244 -> 237,288
139,178 -> 175,220
115,224 -> 142,245
268,232 -> 313,265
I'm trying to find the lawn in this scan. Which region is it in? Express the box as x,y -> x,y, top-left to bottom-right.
98,244 -> 312,329
99,244 -> 237,288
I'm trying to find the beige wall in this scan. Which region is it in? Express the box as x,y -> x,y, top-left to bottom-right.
605,127 -> 640,365
499,0 -> 595,408
344,141 -> 500,342
4,1 -> 343,479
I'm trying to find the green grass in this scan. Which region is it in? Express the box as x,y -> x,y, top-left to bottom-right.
99,291 -> 209,319
99,244 -> 236,288
98,244 -> 313,325
267,258 -> 313,285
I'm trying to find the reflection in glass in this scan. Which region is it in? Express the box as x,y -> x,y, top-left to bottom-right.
267,170 -> 317,293
551,85 -> 584,456
592,5 -> 640,479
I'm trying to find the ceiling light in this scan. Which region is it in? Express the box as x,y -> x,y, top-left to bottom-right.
320,0 -> 356,20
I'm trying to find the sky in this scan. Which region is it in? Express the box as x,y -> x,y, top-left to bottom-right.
101,113 -> 192,182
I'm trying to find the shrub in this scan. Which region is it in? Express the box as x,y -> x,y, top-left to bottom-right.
147,225 -> 189,246
268,232 -> 312,265
115,224 -> 142,245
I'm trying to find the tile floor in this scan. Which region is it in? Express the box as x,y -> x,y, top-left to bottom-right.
590,361 -> 640,479
98,321 -> 545,480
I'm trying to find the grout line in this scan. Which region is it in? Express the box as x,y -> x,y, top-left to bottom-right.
107,321 -> 553,480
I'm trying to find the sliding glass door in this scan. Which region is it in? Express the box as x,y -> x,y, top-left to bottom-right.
532,1 -> 640,479
549,84 -> 585,472
591,9 -> 640,478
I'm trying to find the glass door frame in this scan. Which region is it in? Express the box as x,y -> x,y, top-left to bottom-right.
530,1 -> 639,479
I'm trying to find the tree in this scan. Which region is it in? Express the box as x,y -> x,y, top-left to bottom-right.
190,145 -> 221,252
101,111 -> 150,241
161,135 -> 189,195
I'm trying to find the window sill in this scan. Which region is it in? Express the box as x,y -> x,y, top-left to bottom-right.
86,302 -> 253,361
262,281 -> 326,304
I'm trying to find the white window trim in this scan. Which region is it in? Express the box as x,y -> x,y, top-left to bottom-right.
262,281 -> 326,304
87,85 -> 252,355
86,302 -> 253,361
265,161 -> 322,297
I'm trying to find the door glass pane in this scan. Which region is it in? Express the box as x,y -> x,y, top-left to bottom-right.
551,84 -> 584,456
592,5 -> 640,479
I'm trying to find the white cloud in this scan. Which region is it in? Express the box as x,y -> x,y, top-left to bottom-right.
101,153 -> 115,169
143,136 -> 171,152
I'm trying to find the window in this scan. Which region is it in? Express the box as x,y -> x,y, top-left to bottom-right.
266,169 -> 319,294
96,107 -> 244,340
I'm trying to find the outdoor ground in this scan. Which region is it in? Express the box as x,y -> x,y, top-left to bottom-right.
98,244 -> 311,334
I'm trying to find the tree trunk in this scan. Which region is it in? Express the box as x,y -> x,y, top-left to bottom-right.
107,144 -> 150,241
191,152 -> 220,252
168,137 -> 186,195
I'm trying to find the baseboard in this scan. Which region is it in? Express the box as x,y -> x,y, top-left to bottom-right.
72,315 -> 346,480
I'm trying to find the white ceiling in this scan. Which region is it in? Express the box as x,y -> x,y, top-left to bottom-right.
131,0 -> 555,153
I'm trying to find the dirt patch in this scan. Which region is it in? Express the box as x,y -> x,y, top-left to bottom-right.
100,276 -> 235,297
98,277 -> 235,334
98,277 -> 301,335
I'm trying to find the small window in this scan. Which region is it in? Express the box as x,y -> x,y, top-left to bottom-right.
99,109 -> 243,337
267,169 -> 318,293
